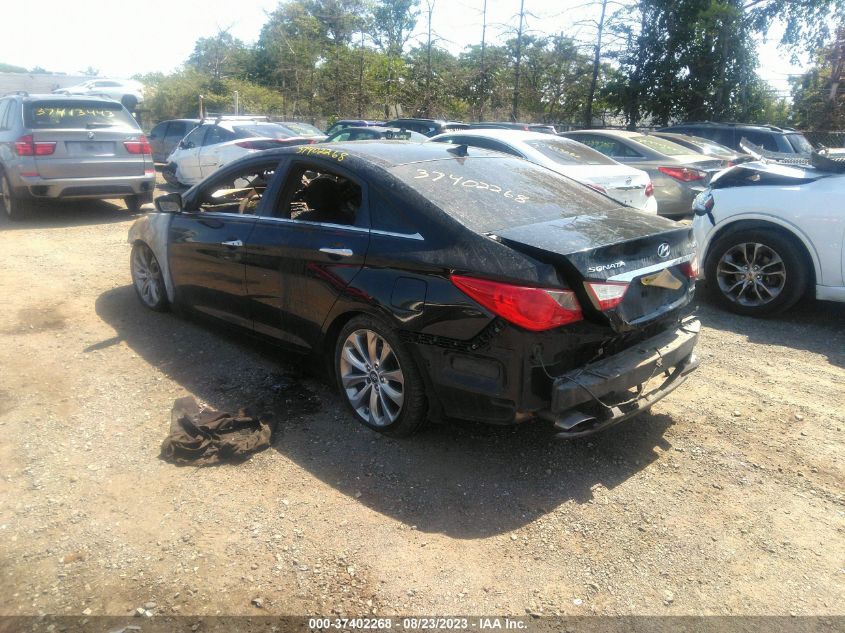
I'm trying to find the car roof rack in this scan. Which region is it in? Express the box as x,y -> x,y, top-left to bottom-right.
199,114 -> 270,125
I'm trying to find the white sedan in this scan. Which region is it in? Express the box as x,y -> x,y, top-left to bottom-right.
428,129 -> 658,213
54,78 -> 144,110
165,120 -> 313,186
692,159 -> 845,316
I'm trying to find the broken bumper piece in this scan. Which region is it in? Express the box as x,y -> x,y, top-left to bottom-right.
538,317 -> 700,438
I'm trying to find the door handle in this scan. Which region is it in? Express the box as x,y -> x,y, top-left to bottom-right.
221,240 -> 243,247
319,247 -> 353,258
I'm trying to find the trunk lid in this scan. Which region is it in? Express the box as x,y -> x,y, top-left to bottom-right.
492,215 -> 696,330
560,164 -> 652,210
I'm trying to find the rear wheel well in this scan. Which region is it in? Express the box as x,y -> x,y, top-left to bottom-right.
706,220 -> 816,289
322,311 -> 366,378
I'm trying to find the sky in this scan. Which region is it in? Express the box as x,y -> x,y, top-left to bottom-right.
0,0 -> 807,98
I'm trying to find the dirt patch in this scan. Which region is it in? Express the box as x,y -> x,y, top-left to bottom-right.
10,304 -> 67,334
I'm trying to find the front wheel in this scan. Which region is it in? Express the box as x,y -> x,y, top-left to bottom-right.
334,316 -> 427,437
130,242 -> 169,311
705,228 -> 808,317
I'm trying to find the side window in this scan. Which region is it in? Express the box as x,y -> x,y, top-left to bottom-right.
197,162 -> 280,215
275,162 -> 363,227
740,131 -> 778,152
574,136 -> 615,156
203,126 -> 235,146
181,126 -> 206,149
164,122 -> 187,143
348,130 -> 376,141
149,122 -> 166,139
0,100 -> 10,130
332,131 -> 353,142
369,184 -> 419,235
610,141 -> 643,158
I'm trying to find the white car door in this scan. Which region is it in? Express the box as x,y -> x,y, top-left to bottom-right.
198,126 -> 238,178
173,125 -> 207,184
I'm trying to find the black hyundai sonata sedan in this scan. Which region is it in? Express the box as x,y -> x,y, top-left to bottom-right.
129,142 -> 700,438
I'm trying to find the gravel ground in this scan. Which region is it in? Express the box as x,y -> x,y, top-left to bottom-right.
0,189 -> 843,620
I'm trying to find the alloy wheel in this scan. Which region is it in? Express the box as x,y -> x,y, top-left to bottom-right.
716,241 -> 786,307
339,329 -> 405,426
131,244 -> 164,308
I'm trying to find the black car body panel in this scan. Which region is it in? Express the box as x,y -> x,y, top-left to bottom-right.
135,142 -> 699,436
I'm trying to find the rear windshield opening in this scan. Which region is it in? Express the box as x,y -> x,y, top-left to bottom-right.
25,100 -> 138,129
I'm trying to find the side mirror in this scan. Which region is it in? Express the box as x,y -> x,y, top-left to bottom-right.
155,193 -> 182,214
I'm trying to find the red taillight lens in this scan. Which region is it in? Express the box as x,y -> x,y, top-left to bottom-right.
14,135 -> 55,156
124,135 -> 152,155
585,182 -> 607,195
235,140 -> 263,149
680,257 -> 699,279
658,166 -> 706,182
584,281 -> 629,311
645,182 -> 654,197
450,274 -> 582,331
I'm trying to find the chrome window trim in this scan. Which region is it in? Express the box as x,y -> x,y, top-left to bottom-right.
606,254 -> 693,282
254,215 -> 425,241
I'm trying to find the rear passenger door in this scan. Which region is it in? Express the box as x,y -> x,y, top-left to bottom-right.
242,158 -> 371,350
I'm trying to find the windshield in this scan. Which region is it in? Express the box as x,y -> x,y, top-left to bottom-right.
279,122 -> 324,137
786,133 -> 814,153
525,138 -> 616,166
390,156 -> 619,233
233,124 -> 294,139
631,135 -> 694,156
25,100 -> 138,129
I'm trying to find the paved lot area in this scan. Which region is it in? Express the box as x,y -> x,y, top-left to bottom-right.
0,191 -> 843,618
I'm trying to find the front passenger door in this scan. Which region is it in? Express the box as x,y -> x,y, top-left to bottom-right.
168,160 -> 281,329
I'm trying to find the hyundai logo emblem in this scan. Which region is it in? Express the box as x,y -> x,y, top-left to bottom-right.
657,243 -> 671,258
87,131 -> 95,140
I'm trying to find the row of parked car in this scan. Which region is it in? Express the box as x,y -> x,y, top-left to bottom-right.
1,91 -> 841,321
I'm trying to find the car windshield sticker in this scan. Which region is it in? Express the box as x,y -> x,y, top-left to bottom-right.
413,168 -> 529,203
296,146 -> 349,162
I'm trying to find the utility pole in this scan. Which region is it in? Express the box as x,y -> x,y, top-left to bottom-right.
511,0 -> 525,122
583,0 -> 608,128
425,0 -> 435,117
479,0 -> 487,120
358,29 -> 366,118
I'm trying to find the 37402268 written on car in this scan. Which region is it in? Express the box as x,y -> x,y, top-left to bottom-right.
128,142 -> 700,438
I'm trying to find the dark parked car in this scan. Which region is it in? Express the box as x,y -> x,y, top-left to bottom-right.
657,122 -> 813,155
383,118 -> 468,137
469,122 -> 557,134
0,93 -> 156,219
325,119 -> 385,137
148,118 -> 201,163
325,126 -> 428,142
130,142 -> 699,438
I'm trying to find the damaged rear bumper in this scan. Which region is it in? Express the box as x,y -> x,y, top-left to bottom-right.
538,317 -> 700,438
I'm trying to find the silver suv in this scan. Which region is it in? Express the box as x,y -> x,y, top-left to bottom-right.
0,93 -> 156,220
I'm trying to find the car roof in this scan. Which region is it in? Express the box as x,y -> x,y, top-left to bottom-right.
565,129 -> 641,139
668,122 -> 794,133
432,129 -> 559,142
248,140 -> 503,169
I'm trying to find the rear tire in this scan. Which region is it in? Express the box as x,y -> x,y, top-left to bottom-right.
334,315 -> 427,437
161,162 -> 180,186
125,193 -> 152,213
705,227 -> 808,317
0,171 -> 29,221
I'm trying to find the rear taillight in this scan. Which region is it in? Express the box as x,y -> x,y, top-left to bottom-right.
658,166 -> 706,182
645,182 -> 654,197
585,183 -> 607,195
235,140 -> 264,149
680,257 -> 699,279
14,135 -> 55,156
124,135 -> 152,155
450,274 -> 582,331
584,281 -> 629,311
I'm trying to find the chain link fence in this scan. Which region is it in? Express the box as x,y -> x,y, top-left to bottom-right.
802,131 -> 845,148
